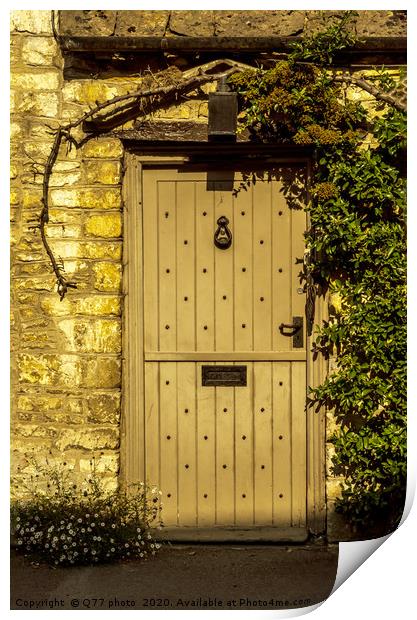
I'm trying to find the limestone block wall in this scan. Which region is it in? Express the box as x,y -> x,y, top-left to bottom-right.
10,10 -> 211,496
11,11 -> 124,493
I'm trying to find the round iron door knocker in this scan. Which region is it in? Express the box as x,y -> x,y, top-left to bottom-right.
214,216 -> 232,250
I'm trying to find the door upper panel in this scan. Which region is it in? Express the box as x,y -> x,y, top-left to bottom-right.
142,166 -> 307,355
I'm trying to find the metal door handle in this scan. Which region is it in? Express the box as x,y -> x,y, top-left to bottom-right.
279,322 -> 301,336
279,316 -> 304,348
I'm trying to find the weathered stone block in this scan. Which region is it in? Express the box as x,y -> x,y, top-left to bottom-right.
18,394 -> 63,412
11,69 -> 60,91
23,141 -> 54,161
93,262 -> 122,292
85,213 -> 122,238
50,188 -> 122,210
62,81 -> 124,105
85,393 -> 121,424
84,161 -> 121,186
14,424 -> 58,438
40,296 -> 71,317
169,11 -> 215,36
214,10 -> 305,36
10,35 -> 21,64
18,353 -> 61,385
18,353 -> 121,389
87,358 -> 121,388
57,318 -> 121,353
49,240 -> 122,260
45,224 -> 82,239
10,190 -> 20,206
154,104 -> 191,120
28,121 -> 60,139
21,36 -> 57,65
17,92 -> 59,117
326,478 -> 344,501
15,276 -> 55,293
56,427 -> 119,451
59,10 -> 117,36
356,10 -> 406,37
17,292 -> 38,305
10,10 -> 53,34
10,123 -> 22,140
82,138 -> 123,158
21,331 -> 56,348
10,163 -> 19,180
74,296 -> 121,316
21,188 -> 42,209
114,10 -> 169,36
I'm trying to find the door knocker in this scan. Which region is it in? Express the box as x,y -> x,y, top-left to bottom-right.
214,216 -> 232,250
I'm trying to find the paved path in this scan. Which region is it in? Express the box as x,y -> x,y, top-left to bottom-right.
11,543 -> 338,611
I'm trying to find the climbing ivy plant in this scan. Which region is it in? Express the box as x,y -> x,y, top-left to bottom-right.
229,12 -> 406,535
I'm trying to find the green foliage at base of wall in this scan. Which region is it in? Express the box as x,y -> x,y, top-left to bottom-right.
229,13 -> 406,534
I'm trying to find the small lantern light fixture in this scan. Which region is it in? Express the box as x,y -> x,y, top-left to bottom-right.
208,75 -> 238,141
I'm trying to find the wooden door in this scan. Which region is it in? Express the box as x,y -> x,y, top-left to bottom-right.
141,164 -> 308,540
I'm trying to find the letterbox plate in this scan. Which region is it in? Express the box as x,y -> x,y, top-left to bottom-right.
202,365 -> 247,387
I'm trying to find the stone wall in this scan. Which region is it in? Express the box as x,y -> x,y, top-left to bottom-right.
11,10 -> 213,497
59,9 -> 406,39
11,11 -> 124,493
10,10 -> 406,540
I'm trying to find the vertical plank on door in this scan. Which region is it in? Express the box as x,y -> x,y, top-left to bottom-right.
233,178 -> 253,351
195,180 -> 215,351
177,362 -> 197,525
291,175 -> 307,347
235,362 -> 254,525
144,361 -> 160,490
272,173 -> 292,351
291,361 -> 307,527
214,185 -> 234,352
158,181 -> 177,351
272,362 -> 292,526
196,362 -> 216,526
176,181 -> 196,351
215,372 -> 235,524
143,173 -> 159,352
253,361 -> 273,524
253,175 -> 273,351
159,362 -> 178,526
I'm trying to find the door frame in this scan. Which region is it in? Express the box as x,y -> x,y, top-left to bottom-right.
121,146 -> 328,537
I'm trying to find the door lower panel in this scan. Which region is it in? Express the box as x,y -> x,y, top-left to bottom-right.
144,361 -> 307,530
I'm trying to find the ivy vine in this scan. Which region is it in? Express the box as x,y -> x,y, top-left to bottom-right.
229,12 -> 406,534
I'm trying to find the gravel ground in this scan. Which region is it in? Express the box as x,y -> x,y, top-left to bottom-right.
11,543 -> 339,611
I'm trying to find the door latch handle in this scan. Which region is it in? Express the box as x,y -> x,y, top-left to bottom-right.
279,316 -> 303,348
279,323 -> 300,336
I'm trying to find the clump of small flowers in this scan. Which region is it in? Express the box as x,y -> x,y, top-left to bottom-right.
11,459 -> 163,567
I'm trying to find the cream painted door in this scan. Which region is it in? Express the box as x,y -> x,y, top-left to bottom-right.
141,165 -> 308,537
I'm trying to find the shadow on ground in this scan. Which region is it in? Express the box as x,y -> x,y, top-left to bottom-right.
11,543 -> 338,611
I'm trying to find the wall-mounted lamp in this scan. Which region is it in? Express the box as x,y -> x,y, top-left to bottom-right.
208,75 -> 238,141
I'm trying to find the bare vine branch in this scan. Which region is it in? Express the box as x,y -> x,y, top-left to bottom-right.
39,60 -> 247,299
333,73 -> 407,112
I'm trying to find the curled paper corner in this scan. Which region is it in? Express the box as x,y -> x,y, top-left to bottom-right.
330,477 -> 416,597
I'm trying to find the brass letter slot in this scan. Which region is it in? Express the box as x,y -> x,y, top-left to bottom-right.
202,365 -> 247,387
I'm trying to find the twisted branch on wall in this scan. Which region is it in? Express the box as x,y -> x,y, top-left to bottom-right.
333,73 -> 407,112
39,59 -> 246,299
38,58 -> 406,299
